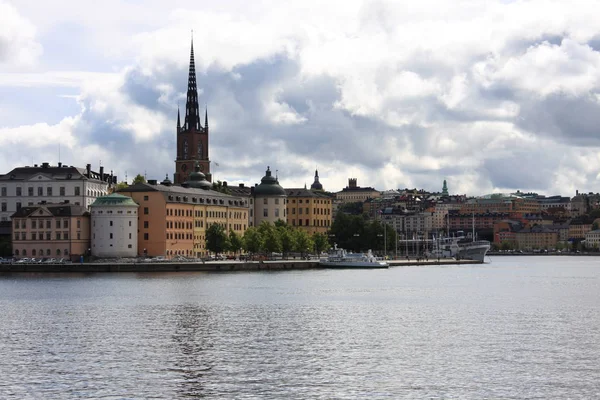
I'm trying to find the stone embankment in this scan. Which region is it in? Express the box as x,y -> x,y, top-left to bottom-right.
0,258 -> 481,273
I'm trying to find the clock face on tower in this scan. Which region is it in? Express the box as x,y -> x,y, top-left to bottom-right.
199,164 -> 204,171
181,164 -> 188,172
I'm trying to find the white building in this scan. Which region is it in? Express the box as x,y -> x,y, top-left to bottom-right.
585,229 -> 600,249
90,193 -> 139,258
0,162 -> 115,222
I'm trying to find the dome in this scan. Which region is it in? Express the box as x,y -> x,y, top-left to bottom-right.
184,162 -> 212,190
161,174 -> 173,186
254,166 -> 286,196
310,169 -> 323,191
91,193 -> 138,207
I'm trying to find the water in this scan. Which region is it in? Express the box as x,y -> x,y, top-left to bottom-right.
1,256 -> 599,399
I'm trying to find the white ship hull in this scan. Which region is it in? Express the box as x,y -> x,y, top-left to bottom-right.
457,241 -> 490,262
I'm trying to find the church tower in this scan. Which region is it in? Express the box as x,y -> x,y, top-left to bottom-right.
174,37 -> 211,184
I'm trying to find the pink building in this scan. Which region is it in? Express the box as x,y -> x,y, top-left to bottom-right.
11,203 -> 91,260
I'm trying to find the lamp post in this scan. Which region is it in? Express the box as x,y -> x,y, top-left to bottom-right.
353,233 -> 360,252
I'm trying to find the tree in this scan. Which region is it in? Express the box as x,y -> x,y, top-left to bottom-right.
294,229 -> 313,257
278,225 -> 296,259
312,232 -> 329,254
205,223 -> 229,256
243,227 -> 263,255
211,180 -> 231,194
258,221 -> 281,255
132,174 -> 146,184
228,230 -> 243,256
114,181 -> 129,191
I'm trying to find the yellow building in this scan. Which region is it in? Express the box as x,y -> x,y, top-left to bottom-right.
285,188 -> 333,234
515,226 -> 558,250
119,177 -> 248,258
335,178 -> 380,204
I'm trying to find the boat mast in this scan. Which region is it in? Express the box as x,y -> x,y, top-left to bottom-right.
472,212 -> 475,242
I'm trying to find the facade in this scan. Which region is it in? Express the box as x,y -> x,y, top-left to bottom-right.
335,178 -> 380,204
174,39 -> 211,184
585,229 -> 600,249
252,167 -> 287,226
403,212 -> 434,237
11,203 -> 90,260
90,193 -> 139,258
119,181 -> 248,258
461,194 -> 540,215
0,162 -> 115,221
285,188 -> 332,234
515,226 -> 558,250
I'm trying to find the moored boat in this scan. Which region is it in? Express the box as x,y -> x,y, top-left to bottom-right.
320,247 -> 389,268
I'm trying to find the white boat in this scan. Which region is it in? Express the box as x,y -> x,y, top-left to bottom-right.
428,233 -> 490,262
320,247 -> 389,268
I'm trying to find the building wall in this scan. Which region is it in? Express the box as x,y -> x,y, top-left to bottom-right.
335,190 -> 380,203
515,231 -> 558,250
12,213 -> 90,259
253,195 -> 287,226
287,196 -> 332,234
91,204 -> 138,258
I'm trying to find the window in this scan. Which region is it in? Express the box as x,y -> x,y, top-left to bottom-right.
16,187 -> 21,196
306,208 -> 309,214
47,187 -> 52,196
275,198 -> 279,205
292,208 -> 295,215
74,186 -> 80,196
64,249 -> 68,255
129,221 -> 132,227
46,220 -> 51,229
28,187 -> 33,196
0,187 -> 5,196
129,233 -> 132,239
128,244 -> 132,248
32,233 -> 37,240
263,198 -> 268,205
144,195 -> 149,201
144,221 -> 149,228
144,233 -> 149,240
110,233 -> 113,239
56,220 -> 61,229
144,207 -> 149,215
37,187 -> 43,196
32,220 -> 36,229
60,187 -> 65,196
306,219 -> 309,226
110,221 -> 113,227
299,208 -> 302,215
63,232 -> 68,240
0,203 -> 5,212
275,209 -> 280,217
77,220 -> 81,229
64,220 -> 69,228
263,208 -> 268,217
46,232 -> 51,240
56,232 -> 61,240
77,233 -> 80,240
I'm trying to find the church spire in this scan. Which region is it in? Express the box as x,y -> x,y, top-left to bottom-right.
205,105 -> 208,131
177,105 -> 181,131
184,36 -> 201,131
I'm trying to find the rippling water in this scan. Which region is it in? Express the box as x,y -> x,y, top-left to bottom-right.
1,256 -> 599,399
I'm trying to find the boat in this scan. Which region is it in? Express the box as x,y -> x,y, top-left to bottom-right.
428,232 -> 490,262
320,246 -> 389,268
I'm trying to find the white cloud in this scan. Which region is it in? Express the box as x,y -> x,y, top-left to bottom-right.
0,0 -> 42,70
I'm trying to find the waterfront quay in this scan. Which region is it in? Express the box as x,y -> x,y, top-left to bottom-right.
0,258 -> 481,273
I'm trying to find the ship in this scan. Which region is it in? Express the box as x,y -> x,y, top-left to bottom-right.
428,232 -> 490,262
320,246 -> 389,268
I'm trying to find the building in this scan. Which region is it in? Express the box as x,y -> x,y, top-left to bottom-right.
285,188 -> 332,234
11,203 -> 90,260
174,38 -> 211,184
252,167 -> 287,226
584,229 -> 600,249
90,193 -> 139,258
119,179 -> 248,258
335,178 -> 380,204
0,162 -> 115,222
515,225 -> 558,250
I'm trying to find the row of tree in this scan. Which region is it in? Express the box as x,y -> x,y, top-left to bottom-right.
205,221 -> 330,258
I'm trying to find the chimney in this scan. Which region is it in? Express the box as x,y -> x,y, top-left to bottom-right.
42,162 -> 49,168
34,164 -> 38,167
223,181 -> 227,187
148,179 -> 157,185
239,183 -> 245,188
99,166 -> 104,181
86,164 -> 91,177
58,162 -> 62,168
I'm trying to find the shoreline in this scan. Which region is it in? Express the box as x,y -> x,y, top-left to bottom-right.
0,258 -> 482,273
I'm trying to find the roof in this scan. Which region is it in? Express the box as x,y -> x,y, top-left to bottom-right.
338,186 -> 378,193
285,188 -> 333,199
90,193 -> 139,207
118,182 -> 249,207
11,203 -> 89,219
254,167 -> 286,197
0,164 -> 109,183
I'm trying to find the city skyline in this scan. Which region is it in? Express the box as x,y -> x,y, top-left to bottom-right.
2,0 -> 600,195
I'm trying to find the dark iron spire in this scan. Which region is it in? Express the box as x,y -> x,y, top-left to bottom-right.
184,36 -> 201,131
204,105 -> 208,131
177,105 -> 181,131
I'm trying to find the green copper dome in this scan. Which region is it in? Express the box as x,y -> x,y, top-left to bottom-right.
90,193 -> 139,207
254,166 -> 286,196
184,162 -> 212,190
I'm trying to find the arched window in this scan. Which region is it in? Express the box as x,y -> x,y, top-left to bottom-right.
22,249 -> 26,256
14,249 -> 19,256
46,249 -> 51,256
57,249 -> 61,255
32,249 -> 36,256
64,249 -> 69,255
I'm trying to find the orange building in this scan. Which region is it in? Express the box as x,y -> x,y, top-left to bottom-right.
285,188 -> 333,234
11,203 -> 90,260
119,180 -> 249,258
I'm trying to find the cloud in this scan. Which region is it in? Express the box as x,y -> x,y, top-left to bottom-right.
3,0 -> 600,198
0,0 -> 42,69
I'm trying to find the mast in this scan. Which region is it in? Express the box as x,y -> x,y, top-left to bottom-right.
472,212 -> 475,242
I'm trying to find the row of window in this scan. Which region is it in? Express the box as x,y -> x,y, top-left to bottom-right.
92,233 -> 133,240
1,186 -> 81,197
14,249 -> 69,256
13,219 -> 75,229
165,208 -> 248,220
93,210 -> 136,214
290,219 -> 331,227
14,232 -> 80,240
289,207 -> 331,215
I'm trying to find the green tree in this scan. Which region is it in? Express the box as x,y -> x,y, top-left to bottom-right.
211,180 -> 231,194
132,174 -> 146,184
312,232 -> 329,254
205,223 -> 229,256
114,181 -> 129,191
243,227 -> 264,255
228,230 -> 243,256
294,229 -> 313,257
278,225 -> 296,259
258,221 -> 281,255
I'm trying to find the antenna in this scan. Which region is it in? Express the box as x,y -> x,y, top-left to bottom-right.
58,144 -> 61,164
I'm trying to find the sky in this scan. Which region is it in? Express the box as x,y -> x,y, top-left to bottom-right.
1,0 -> 600,196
